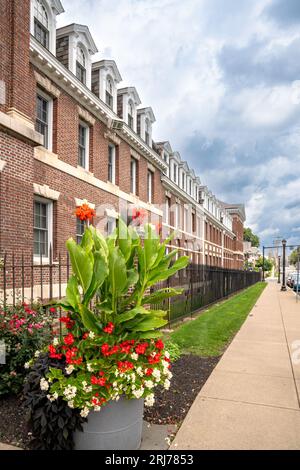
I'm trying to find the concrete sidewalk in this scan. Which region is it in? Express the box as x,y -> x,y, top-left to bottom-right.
171,281 -> 300,450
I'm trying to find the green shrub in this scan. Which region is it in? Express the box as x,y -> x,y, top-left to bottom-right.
164,340 -> 181,362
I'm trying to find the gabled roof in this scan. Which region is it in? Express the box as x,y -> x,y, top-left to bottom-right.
137,107 -> 156,123
56,24 -> 98,54
180,161 -> 190,172
51,0 -> 65,15
117,87 -> 141,105
156,141 -> 173,154
92,60 -> 122,83
171,151 -> 182,163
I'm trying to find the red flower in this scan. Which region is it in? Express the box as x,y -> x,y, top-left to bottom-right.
145,368 -> 153,376
117,361 -> 134,373
64,333 -> 75,346
48,344 -> 62,360
101,343 -> 110,356
135,342 -> 148,355
83,333 -> 89,340
49,308 -> 56,314
148,352 -> 161,364
103,322 -> 115,334
75,203 -> 95,222
65,347 -> 82,364
155,339 -> 164,350
59,316 -> 75,330
91,376 -> 107,386
132,208 -> 147,223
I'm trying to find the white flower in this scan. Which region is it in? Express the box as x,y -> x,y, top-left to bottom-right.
24,362 -> 31,369
114,370 -> 119,377
145,380 -> 154,389
136,367 -> 143,377
133,388 -> 144,399
40,378 -> 49,391
53,392 -> 58,400
80,407 -> 90,418
145,393 -> 155,407
162,360 -> 169,369
47,392 -> 58,402
88,331 -> 95,339
63,385 -> 77,400
34,350 -> 41,358
131,373 -> 136,382
68,400 -> 74,409
166,370 -> 173,380
112,381 -> 118,388
152,369 -> 161,381
65,365 -> 75,375
131,353 -> 139,361
164,351 -> 170,359
94,405 -> 101,412
164,379 -> 171,390
87,363 -> 94,372
53,338 -> 59,346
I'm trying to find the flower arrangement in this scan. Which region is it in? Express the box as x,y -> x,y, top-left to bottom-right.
30,221 -> 188,418
0,303 -> 54,396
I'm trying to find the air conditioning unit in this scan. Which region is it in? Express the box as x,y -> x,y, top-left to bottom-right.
109,119 -> 124,131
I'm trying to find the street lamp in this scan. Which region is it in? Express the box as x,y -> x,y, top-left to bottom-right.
278,255 -> 281,284
281,239 -> 287,291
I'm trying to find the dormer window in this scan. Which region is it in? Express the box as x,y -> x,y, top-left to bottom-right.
128,101 -> 134,130
34,0 -> 49,48
145,119 -> 150,145
76,47 -> 86,84
106,77 -> 114,109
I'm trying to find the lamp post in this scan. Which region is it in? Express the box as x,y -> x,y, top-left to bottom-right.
262,246 -> 265,282
278,255 -> 281,284
281,239 -> 287,291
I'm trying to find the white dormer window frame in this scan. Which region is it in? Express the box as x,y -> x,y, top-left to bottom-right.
76,45 -> 87,85
128,100 -> 134,130
145,118 -> 150,146
106,76 -> 114,109
31,0 -> 59,54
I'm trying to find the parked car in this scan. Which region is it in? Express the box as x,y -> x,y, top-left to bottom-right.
287,273 -> 297,288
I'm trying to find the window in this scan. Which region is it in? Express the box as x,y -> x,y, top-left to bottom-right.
181,172 -> 185,190
173,163 -> 178,184
175,203 -> 180,228
76,219 -> 86,245
36,92 -> 52,150
106,77 -> 114,109
34,0 -> 49,48
165,197 -> 171,225
78,122 -> 89,169
108,144 -> 116,184
128,101 -> 134,129
130,158 -> 138,195
76,47 -> 86,84
147,170 -> 153,203
34,197 -> 52,259
145,118 -> 150,145
189,179 -> 192,195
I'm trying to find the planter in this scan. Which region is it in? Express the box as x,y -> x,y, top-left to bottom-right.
74,397 -> 144,450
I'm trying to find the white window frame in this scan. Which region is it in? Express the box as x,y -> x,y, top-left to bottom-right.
78,120 -> 90,170
108,144 -> 116,185
36,88 -> 53,151
33,195 -> 53,264
130,157 -> 137,195
147,170 -> 153,204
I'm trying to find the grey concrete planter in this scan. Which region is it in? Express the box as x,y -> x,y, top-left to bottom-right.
74,397 -> 144,450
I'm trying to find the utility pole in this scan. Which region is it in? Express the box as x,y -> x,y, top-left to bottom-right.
262,246 -> 265,282
281,239 -> 287,291
278,255 -> 281,284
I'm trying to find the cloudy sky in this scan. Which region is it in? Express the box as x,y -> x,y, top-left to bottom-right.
58,0 -> 300,249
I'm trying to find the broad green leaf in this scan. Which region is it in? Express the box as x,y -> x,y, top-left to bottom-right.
115,306 -> 149,324
132,317 -> 168,332
65,275 -> 81,309
148,256 -> 189,285
142,288 -> 183,305
79,305 -> 101,333
81,228 -> 94,252
109,246 -> 128,309
89,226 -> 109,260
135,331 -> 163,339
118,219 -> 132,262
83,251 -> 109,305
144,224 -> 159,269
66,239 -> 93,293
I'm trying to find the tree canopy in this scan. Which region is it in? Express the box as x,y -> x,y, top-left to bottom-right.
289,249 -> 300,266
255,256 -> 273,272
243,227 -> 260,248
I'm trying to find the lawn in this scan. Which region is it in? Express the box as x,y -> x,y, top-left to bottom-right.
170,282 -> 267,357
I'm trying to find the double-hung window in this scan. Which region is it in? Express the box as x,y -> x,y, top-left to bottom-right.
76,48 -> 86,85
34,197 -> 53,261
128,102 -> 134,129
106,77 -> 114,109
76,219 -> 86,245
33,0 -> 49,49
147,170 -> 153,204
36,91 -> 52,150
78,122 -> 89,170
108,144 -> 116,184
130,158 -> 138,195
145,119 -> 150,145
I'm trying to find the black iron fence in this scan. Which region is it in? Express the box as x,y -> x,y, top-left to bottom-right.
0,253 -> 262,324
152,263 -> 262,325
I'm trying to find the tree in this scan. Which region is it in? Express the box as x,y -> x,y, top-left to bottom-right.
243,227 -> 260,247
290,249 -> 300,266
255,256 -> 273,272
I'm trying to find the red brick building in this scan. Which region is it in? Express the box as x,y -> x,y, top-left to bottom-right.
0,0 -> 245,295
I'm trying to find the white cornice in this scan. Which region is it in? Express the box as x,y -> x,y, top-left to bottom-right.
56,24 -> 98,54
29,36 -> 167,172
161,175 -> 200,209
92,60 -> 122,83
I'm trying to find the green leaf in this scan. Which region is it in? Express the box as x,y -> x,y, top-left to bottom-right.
109,246 -> 128,300
148,256 -> 189,285
65,275 -> 81,309
66,238 -> 93,293
115,306 -> 149,324
81,228 -> 94,252
142,288 -> 183,305
79,305 -> 101,333
118,219 -> 132,262
132,317 -> 168,331
144,224 -> 159,269
135,331 -> 163,339
83,251 -> 108,305
88,226 -> 109,261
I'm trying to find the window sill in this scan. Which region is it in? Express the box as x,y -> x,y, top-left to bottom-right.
77,166 -> 94,176
33,259 -> 59,266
